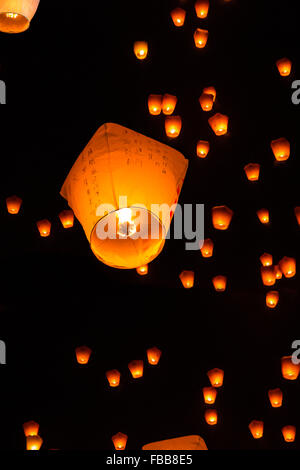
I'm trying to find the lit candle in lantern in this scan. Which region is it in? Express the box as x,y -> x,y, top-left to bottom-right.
266,291 -> 279,309
203,387 -> 217,404
148,95 -> 162,116
170,8 -> 186,27
195,0 -> 210,19
134,41 -> 148,60
0,0 -> 40,33
197,140 -> 210,158
194,28 -> 209,48
165,116 -> 182,138
106,369 -> 121,387
136,265 -> 148,276
260,253 -> 273,267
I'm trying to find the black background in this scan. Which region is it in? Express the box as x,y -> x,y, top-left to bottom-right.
0,0 -> 299,451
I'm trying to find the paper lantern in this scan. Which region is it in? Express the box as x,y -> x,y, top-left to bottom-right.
128,360 -> 144,379
112,432 -> 128,450
212,275 -> 227,292
134,41 -> 148,60
165,116 -> 182,138
23,421 -> 39,437
266,291 -> 279,309
294,207 -> 300,226
260,253 -> 273,267
271,138 -> 290,162
142,435 -> 208,450
148,95 -> 162,116
60,123 -> 188,270
281,356 -> 300,380
147,347 -> 162,365
26,435 -> 43,451
195,0 -> 209,18
179,270 -> 194,289
105,369 -> 121,387
212,205 -> 233,230
204,409 -> 218,425
6,195 -> 22,214
268,388 -> 283,408
59,210 -> 74,229
208,113 -> 229,136
207,368 -> 224,388
162,94 -> 177,115
282,426 -> 296,443
0,0 -> 40,33
276,58 -> 292,77
257,208 -> 270,224
244,163 -> 260,182
197,140 -> 210,159
203,387 -> 217,405
261,266 -> 276,286
200,238 -> 214,258
136,265 -> 148,276
75,346 -> 92,365
279,256 -> 296,278
203,86 -> 216,101
249,420 -> 264,439
194,28 -> 209,48
170,8 -> 186,27
199,93 -> 214,112
274,265 -> 282,280
36,219 -> 51,238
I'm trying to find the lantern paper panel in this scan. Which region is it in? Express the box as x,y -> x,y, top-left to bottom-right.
106,369 -> 121,387
195,1 -> 209,19
0,0 -> 40,33
179,270 -> 194,288
271,138 -> 290,162
26,435 -> 43,451
147,347 -> 162,365
136,265 -> 148,276
148,95 -> 162,116
281,356 -> 300,380
134,41 -> 148,60
171,8 -> 186,27
197,140 -> 210,158
36,219 -> 51,237
266,291 -> 279,309
249,420 -> 264,439
142,435 -> 208,450
268,388 -> 283,408
162,94 -> 177,115
200,238 -> 214,258
6,195 -> 22,214
282,426 -> 296,443
257,208 -> 270,224
128,360 -> 144,379
194,28 -> 209,48
59,210 -> 74,229
207,368 -> 224,388
276,58 -> 292,77
23,421 -> 39,437
208,114 -> 228,136
279,256 -> 296,278
212,205 -> 233,230
204,409 -> 218,425
203,387 -> 217,405
244,163 -> 260,182
165,116 -> 182,138
75,346 -> 92,365
112,432 -> 128,450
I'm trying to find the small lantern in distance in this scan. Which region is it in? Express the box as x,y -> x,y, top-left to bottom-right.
194,28 -> 209,48
279,256 -> 296,278
162,94 -> 177,115
266,291 -> 279,309
26,435 -> 43,451
257,208 -> 270,224
203,387 -> 217,405
36,219 -> 51,237
208,113 -> 229,136
260,253 -> 273,267
271,138 -> 290,162
249,420 -> 264,439
165,116 -> 182,138
148,95 -> 162,116
244,163 -> 260,182
276,58 -> 292,77
59,210 -> 74,229
170,8 -> 186,27
134,41 -> 148,60
179,271 -> 194,288
195,0 -> 209,19
261,266 -> 276,286
6,195 -> 22,214
274,265 -> 282,280
282,425 -> 296,443
268,388 -> 283,408
281,356 -> 300,380
212,275 -> 227,292
204,409 -> 218,425
106,369 -> 121,388
200,238 -> 214,258
23,421 -> 39,437
197,140 -> 210,159
128,360 -> 144,379
212,205 -> 233,230
207,368 -> 224,388
199,93 -> 214,112
112,432 -> 128,451
75,346 -> 92,365
136,265 -> 148,276
147,347 -> 162,365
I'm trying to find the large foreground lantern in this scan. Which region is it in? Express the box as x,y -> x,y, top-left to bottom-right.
271,138 -> 290,162
207,368 -> 224,388
212,205 -> 233,230
268,388 -> 283,408
23,421 -> 39,437
208,114 -> 229,136
128,360 -> 144,379
171,8 -> 186,27
244,163 -> 260,182
276,58 -> 292,77
194,28 -> 209,48
282,426 -> 296,443
195,0 -> 209,18
60,123 -> 188,270
179,270 -> 194,288
6,195 -> 22,214
147,347 -> 162,365
281,356 -> 300,380
249,420 -> 264,439
112,432 -> 128,450
279,256 -> 296,278
134,41 -> 148,60
0,0 -> 40,33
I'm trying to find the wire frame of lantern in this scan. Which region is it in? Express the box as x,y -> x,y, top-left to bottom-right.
261,266 -> 276,286
266,291 -> 279,309
281,356 -> 300,380
195,0 -> 210,19
36,219 -> 51,237
200,238 -> 214,258
147,347 -> 162,365
165,116 -> 182,138
282,425 -> 296,443
105,369 -> 121,387
276,58 -> 292,77
23,421 -> 39,437
197,140 -> 210,159
112,432 -> 128,451
136,265 -> 148,276
212,205 -> 233,230
271,138 -> 290,162
6,195 -> 22,214
204,409 -> 218,425
170,8 -> 186,27
244,163 -> 260,182
59,210 -> 74,229
148,95 -> 162,116
26,435 -> 43,451
162,94 -> 178,115
179,270 -> 194,288
75,346 -> 92,365
212,275 -> 227,292
199,93 -> 214,112
133,41 -> 148,60
249,420 -> 264,439
203,387 -> 217,405
268,388 -> 283,408
279,256 -> 296,278
128,360 -> 144,379
257,208 -> 270,224
208,113 -> 229,136
260,253 -> 273,267
207,368 -> 224,388
0,0 -> 40,33
194,28 -> 209,48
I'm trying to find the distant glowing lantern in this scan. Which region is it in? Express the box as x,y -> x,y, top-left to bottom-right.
212,275 -> 227,292
171,8 -> 186,27
148,95 -> 162,116
199,93 -> 214,112
271,138 -> 290,162
128,360 -> 144,379
75,346 -> 92,365
23,421 -> 39,437
200,238 -> 214,258
279,256 -> 296,278
0,0 -> 40,33
165,116 -> 182,138
197,140 -> 210,158
136,265 -> 148,276
112,432 -> 128,450
261,266 -> 276,286
244,163 -> 260,182
212,205 -> 233,230
59,210 -> 74,229
204,409 -> 218,425
274,265 -> 282,280
162,94 -> 178,115
281,356 -> 300,380
260,253 -> 273,267
294,207 -> 300,226
268,388 -> 283,408
134,41 -> 148,60
36,219 -> 51,238
208,113 -> 229,136
195,0 -> 209,18
203,387 -> 217,405
106,369 -> 121,387
266,291 -> 279,309
203,86 -> 216,101
6,195 -> 22,214
179,270 -> 194,288
147,347 -> 162,365
207,368 -> 224,388
276,58 -> 292,77
26,435 -> 43,451
249,420 -> 264,439
194,28 -> 209,48
282,426 -> 296,443
257,208 -> 270,224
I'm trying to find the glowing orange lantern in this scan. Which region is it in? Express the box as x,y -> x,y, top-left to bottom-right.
268,388 -> 283,408
204,409 -> 218,425
261,266 -> 276,286
282,426 -> 296,443
203,86 -> 216,101
75,346 -> 92,365
36,219 -> 51,237
199,93 -> 214,112
244,163 -> 260,182
0,0 -> 40,33
203,387 -> 217,405
170,8 -> 186,27
105,369 -> 121,387
294,207 -> 300,226
266,291 -> 279,309
274,265 -> 282,280
179,270 -> 194,289
195,0 -> 209,18
136,265 -> 148,276
279,256 -> 296,278
112,432 -> 128,450
6,195 -> 22,214
147,347 -> 162,365
194,28 -> 209,48
208,113 -> 229,136
148,95 -> 162,116
207,368 -> 224,388
142,435 -> 208,450
249,420 -> 264,439
257,208 -> 270,224
134,41 -> 148,60
197,140 -> 210,159
200,238 -> 214,258
212,205 -> 233,230
212,275 -> 227,292
26,435 -> 43,451
165,116 -> 182,138
162,94 -> 178,115
128,360 -> 144,379
271,138 -> 290,162
59,210 -> 74,229
23,421 -> 39,437
276,58 -> 292,77
281,356 -> 300,380
260,253 -> 273,267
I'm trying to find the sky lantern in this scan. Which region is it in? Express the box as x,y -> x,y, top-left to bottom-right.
36,219 -> 51,238
257,208 -> 270,224
199,93 -> 214,112
133,41 -> 148,60
197,140 -> 210,159
204,409 -> 218,425
268,388 -> 283,408
261,266 -> 276,286
148,95 -> 162,116
136,265 -> 148,276
244,163 -> 260,182
294,207 -> 300,226
60,123 -> 188,270
208,113 -> 229,136
200,238 -> 214,258
260,253 -> 273,267
75,346 -> 92,365
26,435 -> 43,451
207,368 -> 224,388
23,421 -> 39,437
59,210 -> 74,229
195,0 -> 209,19
274,265 -> 282,280
0,0 -> 40,33
105,369 -> 121,387
203,86 -> 216,101
194,28 -> 209,48
179,270 -> 194,288
212,205 -> 233,230
128,360 -> 144,379
281,356 -> 300,380
162,94 -> 177,115
6,195 -> 22,214
279,256 -> 296,278
249,420 -> 264,439
203,387 -> 217,405
147,347 -> 162,365
266,291 -> 279,309
212,275 -> 227,292
165,116 -> 182,138
276,58 -> 292,77
112,432 -> 128,451
282,426 -> 296,443
170,8 -> 186,27
271,138 -> 290,162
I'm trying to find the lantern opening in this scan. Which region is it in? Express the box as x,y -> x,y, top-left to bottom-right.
0,12 -> 30,33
